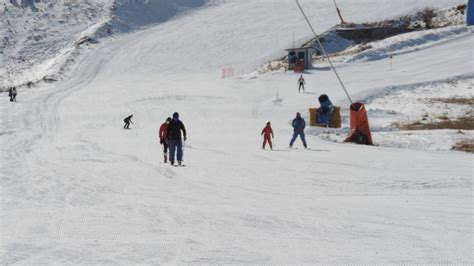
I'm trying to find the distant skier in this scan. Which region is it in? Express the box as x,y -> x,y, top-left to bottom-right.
167,112 -> 187,166
298,75 -> 305,93
123,114 -> 133,129
289,112 -> 307,149
8,87 -> 13,102
261,121 -> 274,150
159,117 -> 172,163
11,87 -> 17,102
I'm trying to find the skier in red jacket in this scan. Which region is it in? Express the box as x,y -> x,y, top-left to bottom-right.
159,117 -> 172,163
261,121 -> 274,150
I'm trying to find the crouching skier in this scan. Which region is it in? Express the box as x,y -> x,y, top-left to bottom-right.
123,114 -> 133,129
159,117 -> 172,163
167,112 -> 187,166
261,121 -> 274,150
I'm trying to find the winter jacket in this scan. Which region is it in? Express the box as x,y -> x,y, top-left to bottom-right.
292,117 -> 306,132
298,77 -> 305,84
261,126 -> 274,138
159,122 -> 168,142
124,115 -> 132,123
167,119 -> 186,141
11,88 -> 17,95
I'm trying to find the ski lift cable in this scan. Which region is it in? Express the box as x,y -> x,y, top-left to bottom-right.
295,0 -> 353,104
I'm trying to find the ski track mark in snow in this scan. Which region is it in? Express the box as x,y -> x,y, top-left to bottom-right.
3,57 -> 107,160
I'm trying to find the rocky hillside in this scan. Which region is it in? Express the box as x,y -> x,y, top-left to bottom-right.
0,0 -> 206,91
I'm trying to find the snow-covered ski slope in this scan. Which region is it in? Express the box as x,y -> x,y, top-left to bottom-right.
1,0 -> 472,264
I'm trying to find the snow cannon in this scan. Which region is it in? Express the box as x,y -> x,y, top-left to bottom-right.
308,94 -> 341,128
343,102 -> 373,145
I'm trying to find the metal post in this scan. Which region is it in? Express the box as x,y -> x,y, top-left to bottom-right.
333,0 -> 345,24
390,54 -> 393,71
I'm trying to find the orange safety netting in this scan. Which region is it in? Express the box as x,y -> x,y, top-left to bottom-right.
344,102 -> 373,145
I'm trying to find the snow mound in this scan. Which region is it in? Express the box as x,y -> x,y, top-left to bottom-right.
345,26 -> 470,62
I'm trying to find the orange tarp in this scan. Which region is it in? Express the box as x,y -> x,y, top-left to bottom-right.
344,102 -> 373,145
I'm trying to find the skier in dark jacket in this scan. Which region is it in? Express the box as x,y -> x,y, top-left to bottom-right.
289,112 -> 307,148
123,114 -> 133,129
167,112 -> 187,166
8,87 -> 13,102
298,75 -> 305,93
11,87 -> 17,102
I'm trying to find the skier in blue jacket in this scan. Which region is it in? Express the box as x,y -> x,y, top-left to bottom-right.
290,112 -> 307,148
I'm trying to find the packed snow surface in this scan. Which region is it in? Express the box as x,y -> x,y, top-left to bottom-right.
1,0 -> 472,264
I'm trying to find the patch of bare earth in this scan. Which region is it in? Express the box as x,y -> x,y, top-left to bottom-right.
391,95 -> 474,153
393,96 -> 474,131
452,140 -> 474,153
398,115 -> 474,130
426,97 -> 474,105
